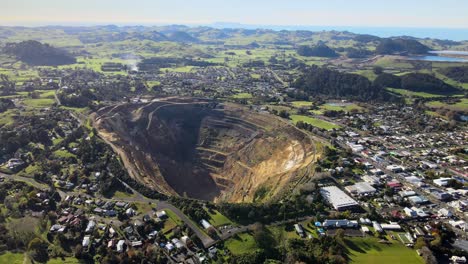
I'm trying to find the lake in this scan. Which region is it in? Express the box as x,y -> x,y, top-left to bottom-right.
407,55 -> 468,62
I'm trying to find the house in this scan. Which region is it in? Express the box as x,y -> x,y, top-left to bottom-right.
85,220 -> 96,233
165,243 -> 175,252
126,208 -> 136,217
200,219 -> 212,229
131,241 -> 143,248
181,236 -> 192,247
433,178 -> 452,187
438,208 -> 453,218
148,230 -> 158,239
172,238 -> 184,249
117,240 -> 126,252
345,182 -> 377,196
49,224 -> 66,233
82,236 -> 91,247
451,256 -> 467,263
386,165 -> 403,173
115,201 -> 127,208
380,223 -> 402,230
294,224 -> 305,238
323,219 -> 358,229
155,210 -> 167,219
373,221 -> 383,233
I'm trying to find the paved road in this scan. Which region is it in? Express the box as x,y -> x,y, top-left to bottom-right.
157,201 -> 215,248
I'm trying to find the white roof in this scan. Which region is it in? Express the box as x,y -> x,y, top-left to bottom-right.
320,186 -> 359,210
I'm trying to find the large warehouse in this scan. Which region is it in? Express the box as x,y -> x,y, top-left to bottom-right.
320,186 -> 360,211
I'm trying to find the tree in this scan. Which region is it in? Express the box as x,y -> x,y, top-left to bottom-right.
373,66 -> 384,75
414,237 -> 427,250
28,237 -> 49,262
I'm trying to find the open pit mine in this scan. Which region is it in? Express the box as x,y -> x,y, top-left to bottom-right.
93,98 -> 319,203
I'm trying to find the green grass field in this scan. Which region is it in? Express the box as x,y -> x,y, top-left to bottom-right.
207,210 -> 234,227
0,252 -> 24,264
225,233 -> 258,255
232,92 -> 253,99
290,114 -> 341,130
47,257 -> 81,264
426,98 -> 468,111
291,101 -> 314,108
315,103 -> 365,114
386,88 -> 463,98
53,149 -> 76,159
346,237 -> 424,264
23,98 -> 55,108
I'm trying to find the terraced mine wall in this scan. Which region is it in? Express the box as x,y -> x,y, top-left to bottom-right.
93,98 -> 319,202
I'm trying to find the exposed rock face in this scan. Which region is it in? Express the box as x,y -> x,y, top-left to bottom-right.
93,98 -> 318,202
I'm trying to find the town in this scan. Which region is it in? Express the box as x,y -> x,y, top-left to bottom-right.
0,21 -> 467,264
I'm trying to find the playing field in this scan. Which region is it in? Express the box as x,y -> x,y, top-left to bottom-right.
290,114 -> 341,130
346,237 -> 424,264
225,233 -> 257,255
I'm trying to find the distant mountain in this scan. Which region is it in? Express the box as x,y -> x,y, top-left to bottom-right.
3,40 -> 76,66
167,31 -> 199,43
297,44 -> 338,57
376,38 -> 429,55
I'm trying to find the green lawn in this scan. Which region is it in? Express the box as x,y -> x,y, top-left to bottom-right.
290,115 -> 341,130
165,209 -> 184,226
225,233 -> 258,255
232,93 -> 253,99
23,98 -> 55,108
291,101 -> 314,108
386,87 -> 462,98
0,252 -> 24,264
268,224 -> 301,241
207,209 -> 234,227
426,98 -> 468,111
53,149 -> 76,159
47,257 -> 81,264
346,237 -> 424,264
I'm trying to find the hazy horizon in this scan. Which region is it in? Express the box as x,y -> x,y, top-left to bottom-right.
3,0 -> 468,28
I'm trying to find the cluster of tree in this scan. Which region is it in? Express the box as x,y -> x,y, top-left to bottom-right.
0,75 -> 16,95
353,34 -> 382,43
297,44 -> 338,57
346,48 -> 373,58
168,197 -> 210,222
0,98 -> 14,113
218,189 -> 324,225
138,57 -> 216,71
373,73 -> 402,88
375,38 -> 429,55
3,40 -> 76,66
374,72 -> 459,94
229,233 -> 347,264
0,113 -> 62,156
438,66 -> 468,83
293,66 -> 398,101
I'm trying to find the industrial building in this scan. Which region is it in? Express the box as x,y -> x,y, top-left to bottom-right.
320,186 -> 360,211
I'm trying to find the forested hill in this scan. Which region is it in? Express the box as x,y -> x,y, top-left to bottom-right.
293,66 -> 396,101
376,38 -> 430,55
374,72 -> 461,94
297,44 -> 338,57
3,40 -> 76,66
438,66 -> 468,83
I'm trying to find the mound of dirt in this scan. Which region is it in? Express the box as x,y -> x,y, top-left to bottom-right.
93,98 -> 319,202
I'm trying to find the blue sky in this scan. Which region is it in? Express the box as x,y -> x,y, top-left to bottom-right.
2,0 -> 468,28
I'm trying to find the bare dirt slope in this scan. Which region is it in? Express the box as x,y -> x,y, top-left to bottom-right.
93,98 -> 319,202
